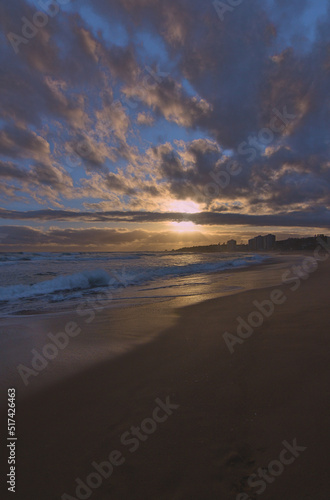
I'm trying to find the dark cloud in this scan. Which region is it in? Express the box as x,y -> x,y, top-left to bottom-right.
0,161 -> 30,181
0,208 -> 329,229
0,225 -> 147,248
0,160 -> 73,202
0,125 -> 49,159
0,225 -> 209,250
104,173 -> 136,195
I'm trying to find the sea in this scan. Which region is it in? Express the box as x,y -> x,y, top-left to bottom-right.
0,251 -> 270,316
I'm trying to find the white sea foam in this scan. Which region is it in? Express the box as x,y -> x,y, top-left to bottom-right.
0,269 -> 112,301
0,252 -> 269,314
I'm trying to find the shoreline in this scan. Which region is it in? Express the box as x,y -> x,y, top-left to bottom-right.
0,255 -> 300,398
0,253 -> 297,321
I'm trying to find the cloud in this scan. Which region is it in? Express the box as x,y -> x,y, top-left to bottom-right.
0,0 -> 329,235
0,125 -> 50,159
136,112 -> 155,126
0,160 -> 74,205
123,75 -> 211,127
0,224 -> 210,250
0,208 -> 329,229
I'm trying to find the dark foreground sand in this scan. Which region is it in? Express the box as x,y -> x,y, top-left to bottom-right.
1,257 -> 330,499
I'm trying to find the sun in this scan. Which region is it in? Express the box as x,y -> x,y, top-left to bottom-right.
166,200 -> 199,232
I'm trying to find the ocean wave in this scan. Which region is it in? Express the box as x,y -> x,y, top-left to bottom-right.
0,269 -> 112,302
0,252 -> 146,264
0,254 -> 267,305
136,254 -> 267,282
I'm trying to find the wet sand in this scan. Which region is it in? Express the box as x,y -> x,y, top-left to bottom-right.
1,256 -> 330,499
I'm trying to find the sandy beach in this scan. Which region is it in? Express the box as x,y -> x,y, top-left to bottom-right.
1,256 -> 330,500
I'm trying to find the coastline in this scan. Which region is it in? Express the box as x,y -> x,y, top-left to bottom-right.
0,255 -> 300,397
1,255 -> 329,499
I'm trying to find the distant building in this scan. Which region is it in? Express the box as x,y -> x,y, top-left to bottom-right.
248,234 -> 276,251
227,239 -> 237,251
264,234 -> 276,250
248,238 -> 256,251
255,235 -> 264,250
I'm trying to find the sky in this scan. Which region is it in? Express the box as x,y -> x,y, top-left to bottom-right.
0,0 -> 329,251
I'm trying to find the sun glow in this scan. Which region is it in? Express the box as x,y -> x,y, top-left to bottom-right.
167,200 -> 200,214
166,200 -> 199,232
170,221 -> 197,232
